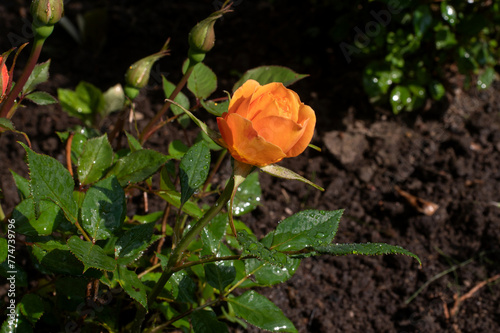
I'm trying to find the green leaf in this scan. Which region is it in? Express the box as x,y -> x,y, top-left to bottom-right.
58,81 -> 105,122
77,134 -> 114,185
102,83 -> 125,115
179,141 -> 210,205
228,291 -> 297,333
477,67 -> 495,89
259,164 -> 323,191
1,305 -> 33,333
157,190 -> 204,219
390,85 -> 411,114
13,198 -> 65,236
200,99 -> 229,117
238,230 -> 287,267
362,62 -> 402,103
268,210 -> 343,252
191,309 -> 229,333
132,211 -> 163,224
187,62 -> 217,99
163,77 -> 190,128
125,131 -> 142,152
168,100 -> 223,146
196,131 -> 223,152
429,80 -> 445,100
304,243 -> 421,265
434,24 -> 457,50
0,118 -> 15,131
407,84 -> 426,111
22,60 -> 50,94
69,132 -> 88,165
1,260 -> 28,287
115,223 -> 161,265
232,171 -> 262,216
37,248 -> 85,275
173,273 -> 197,303
245,257 -> 300,286
22,143 -> 78,223
107,149 -> 169,186
10,170 -> 30,201
201,213 -> 228,255
24,91 -> 58,105
19,294 -> 44,325
233,66 -> 308,92
440,2 -> 457,26
67,236 -> 117,272
204,263 -> 236,292
168,140 -> 189,160
413,5 -> 433,38
117,265 -> 148,309
81,176 -> 125,241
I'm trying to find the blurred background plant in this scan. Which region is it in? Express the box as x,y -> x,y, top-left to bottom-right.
329,0 -> 499,113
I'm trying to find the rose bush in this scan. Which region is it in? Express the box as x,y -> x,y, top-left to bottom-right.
0,57 -> 8,96
217,79 -> 316,166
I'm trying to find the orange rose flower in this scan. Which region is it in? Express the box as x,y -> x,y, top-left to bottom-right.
217,79 -> 316,167
0,57 -> 8,96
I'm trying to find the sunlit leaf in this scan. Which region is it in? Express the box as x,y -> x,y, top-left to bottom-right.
187,62 -> 217,99
228,291 -> 297,333
67,236 -> 116,272
81,176 -> 125,241
179,141 -> 210,205
233,66 -> 308,92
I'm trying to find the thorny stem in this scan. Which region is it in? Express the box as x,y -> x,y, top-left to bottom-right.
132,178 -> 235,332
0,36 -> 46,119
152,203 -> 171,265
139,65 -> 195,144
147,177 -> 235,307
74,220 -> 91,242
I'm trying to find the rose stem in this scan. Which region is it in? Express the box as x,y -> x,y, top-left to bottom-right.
132,177 -> 235,332
139,65 -> 195,144
0,35 -> 46,119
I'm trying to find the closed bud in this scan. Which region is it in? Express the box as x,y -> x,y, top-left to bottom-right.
124,39 -> 170,98
31,0 -> 64,27
188,15 -> 219,54
188,4 -> 232,63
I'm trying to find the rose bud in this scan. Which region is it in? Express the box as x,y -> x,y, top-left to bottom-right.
217,79 -> 316,167
187,4 -> 232,64
31,0 -> 64,26
188,14 -> 219,55
0,56 -> 9,97
124,40 -> 169,99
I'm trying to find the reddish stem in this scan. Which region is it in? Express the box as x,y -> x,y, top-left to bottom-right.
139,65 -> 194,144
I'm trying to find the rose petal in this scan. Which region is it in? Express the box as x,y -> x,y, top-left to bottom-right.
228,79 -> 260,118
286,104 -> 316,157
218,113 -> 286,166
246,92 -> 281,121
250,82 -> 300,121
252,116 -> 306,154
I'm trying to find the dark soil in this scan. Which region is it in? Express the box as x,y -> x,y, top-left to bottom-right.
1,1 -> 500,333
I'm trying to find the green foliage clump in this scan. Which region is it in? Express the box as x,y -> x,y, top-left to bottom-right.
335,0 -> 499,113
